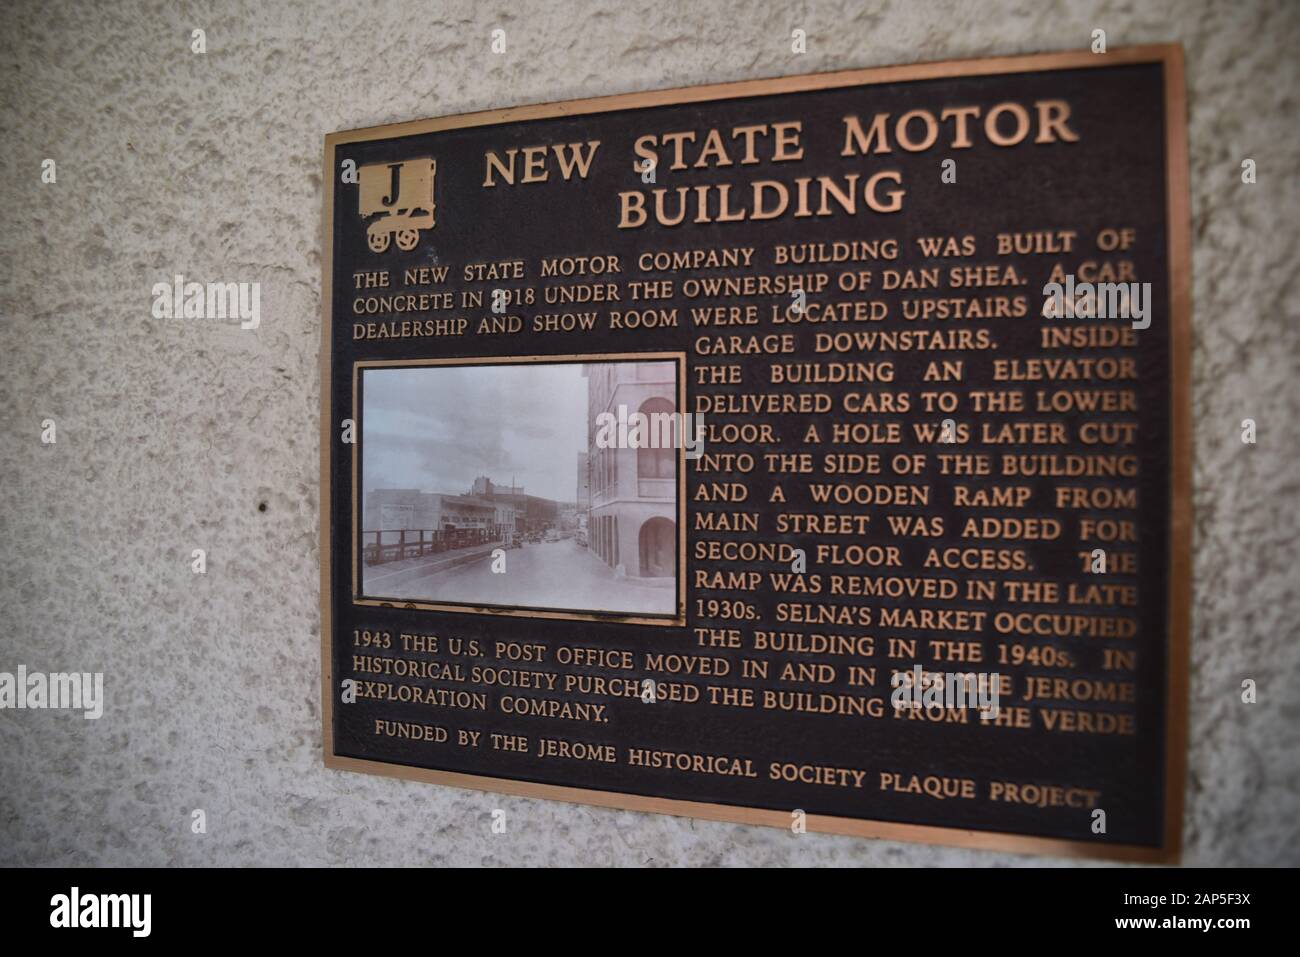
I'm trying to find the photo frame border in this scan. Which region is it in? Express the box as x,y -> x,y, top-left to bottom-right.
351,353 -> 688,626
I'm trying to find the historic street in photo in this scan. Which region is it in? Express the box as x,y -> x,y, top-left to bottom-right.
369,538 -> 674,615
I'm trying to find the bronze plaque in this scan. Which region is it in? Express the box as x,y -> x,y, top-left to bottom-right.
320,45 -> 1191,860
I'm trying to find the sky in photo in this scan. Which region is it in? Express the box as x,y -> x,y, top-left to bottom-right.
361,362 -> 590,504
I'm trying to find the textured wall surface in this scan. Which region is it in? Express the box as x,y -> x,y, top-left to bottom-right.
1,0 -> 1296,867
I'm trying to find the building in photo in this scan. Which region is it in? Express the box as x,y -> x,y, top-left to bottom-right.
583,361 -> 677,580
576,452 -> 590,510
366,488 -> 498,532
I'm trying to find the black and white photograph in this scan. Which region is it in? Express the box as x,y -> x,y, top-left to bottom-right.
359,358 -> 680,617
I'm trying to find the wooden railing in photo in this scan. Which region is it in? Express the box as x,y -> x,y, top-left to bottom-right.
362,528 -> 498,565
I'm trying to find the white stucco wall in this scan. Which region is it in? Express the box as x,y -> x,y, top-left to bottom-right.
1,0 -> 1296,866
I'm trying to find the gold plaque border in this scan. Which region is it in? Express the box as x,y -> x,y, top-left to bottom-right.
319,44 -> 1192,864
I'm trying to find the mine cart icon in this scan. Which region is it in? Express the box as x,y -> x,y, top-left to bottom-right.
358,158 -> 437,253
